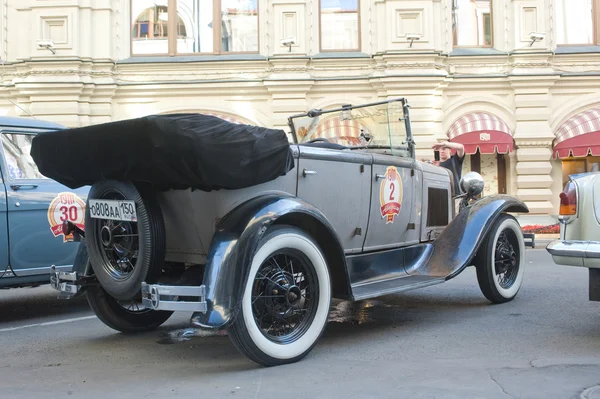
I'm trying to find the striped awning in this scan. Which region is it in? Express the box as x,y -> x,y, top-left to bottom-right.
553,107 -> 600,158
313,116 -> 366,145
447,112 -> 514,154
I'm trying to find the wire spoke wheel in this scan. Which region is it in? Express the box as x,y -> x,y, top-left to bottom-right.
227,226 -> 332,367
115,293 -> 150,313
93,190 -> 140,282
86,179 -> 166,301
251,250 -> 319,344
494,230 -> 519,289
475,214 -> 526,304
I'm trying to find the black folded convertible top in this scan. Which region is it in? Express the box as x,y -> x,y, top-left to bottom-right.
30,113 -> 295,191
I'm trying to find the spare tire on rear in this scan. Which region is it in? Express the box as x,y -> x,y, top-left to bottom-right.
85,180 -> 166,301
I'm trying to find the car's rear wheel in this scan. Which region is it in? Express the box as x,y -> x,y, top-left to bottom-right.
86,284 -> 173,333
85,180 -> 165,301
227,226 -> 331,367
475,214 -> 525,303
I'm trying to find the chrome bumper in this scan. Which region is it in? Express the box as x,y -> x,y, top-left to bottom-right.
546,240 -> 600,258
49,265 -> 97,299
141,282 -> 207,312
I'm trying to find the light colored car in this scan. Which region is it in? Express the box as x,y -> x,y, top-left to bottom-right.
41,98 -> 534,367
546,171 -> 600,302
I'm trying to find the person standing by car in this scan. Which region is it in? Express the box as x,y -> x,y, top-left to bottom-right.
431,141 -> 465,195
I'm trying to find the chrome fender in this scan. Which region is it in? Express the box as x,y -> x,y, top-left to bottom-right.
409,194 -> 529,280
191,193 -> 348,329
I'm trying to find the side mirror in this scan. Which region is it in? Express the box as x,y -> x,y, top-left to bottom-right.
460,171 -> 484,197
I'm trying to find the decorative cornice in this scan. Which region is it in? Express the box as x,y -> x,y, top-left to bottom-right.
515,141 -> 554,148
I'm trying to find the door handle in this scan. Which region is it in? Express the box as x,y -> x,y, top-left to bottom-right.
375,174 -> 386,181
302,169 -> 317,177
10,184 -> 38,190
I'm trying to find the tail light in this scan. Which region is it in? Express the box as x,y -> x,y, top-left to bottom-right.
559,180 -> 577,216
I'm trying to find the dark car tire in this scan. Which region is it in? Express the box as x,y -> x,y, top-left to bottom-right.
86,285 -> 173,333
475,214 -> 525,304
85,180 -> 166,301
227,225 -> 331,367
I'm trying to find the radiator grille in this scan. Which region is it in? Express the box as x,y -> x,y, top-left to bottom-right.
427,187 -> 449,227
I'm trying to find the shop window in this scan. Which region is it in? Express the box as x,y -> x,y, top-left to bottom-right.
462,150 -> 507,196
131,0 -> 259,56
320,0 -> 360,51
452,0 -> 493,47
561,156 -> 600,187
555,0 -> 600,45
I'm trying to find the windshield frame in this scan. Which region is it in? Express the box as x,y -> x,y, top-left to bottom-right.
286,97 -> 415,159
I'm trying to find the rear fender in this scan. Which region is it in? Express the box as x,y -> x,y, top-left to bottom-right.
191,193 -> 349,329
416,194 -> 529,280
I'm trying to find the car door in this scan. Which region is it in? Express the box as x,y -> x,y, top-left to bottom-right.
0,129 -> 88,276
296,145 -> 373,254
362,153 -> 417,251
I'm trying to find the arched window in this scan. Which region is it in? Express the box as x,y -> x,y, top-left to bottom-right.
132,6 -> 187,40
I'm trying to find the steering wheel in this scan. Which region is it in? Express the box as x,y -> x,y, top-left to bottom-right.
306,138 -> 330,143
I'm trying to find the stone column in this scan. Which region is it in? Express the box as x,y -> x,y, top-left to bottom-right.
510,72 -> 558,222
264,58 -> 314,136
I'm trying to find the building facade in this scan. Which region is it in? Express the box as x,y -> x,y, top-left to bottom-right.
1,0 -> 599,222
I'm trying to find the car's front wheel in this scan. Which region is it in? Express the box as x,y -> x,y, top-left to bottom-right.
475,214 -> 525,303
227,226 -> 332,367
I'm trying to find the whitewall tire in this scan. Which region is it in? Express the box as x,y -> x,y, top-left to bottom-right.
475,214 -> 525,304
227,225 -> 332,367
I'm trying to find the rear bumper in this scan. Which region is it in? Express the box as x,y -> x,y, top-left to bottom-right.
546,240 -> 600,268
547,240 -> 600,301
546,240 -> 600,258
141,282 -> 207,312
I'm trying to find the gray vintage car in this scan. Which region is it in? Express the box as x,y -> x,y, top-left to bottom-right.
38,98 -> 534,367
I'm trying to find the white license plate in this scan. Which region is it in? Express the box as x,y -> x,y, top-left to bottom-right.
88,199 -> 138,222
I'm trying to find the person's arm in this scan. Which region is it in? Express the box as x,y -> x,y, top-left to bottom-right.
432,141 -> 465,158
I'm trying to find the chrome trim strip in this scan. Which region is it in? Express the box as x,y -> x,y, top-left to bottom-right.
15,264 -> 72,277
546,240 -> 600,259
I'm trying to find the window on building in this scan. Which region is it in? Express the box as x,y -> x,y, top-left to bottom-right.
320,0 -> 360,51
131,0 -> 259,56
561,156 -> 600,188
555,0 -> 600,45
452,0 -> 493,47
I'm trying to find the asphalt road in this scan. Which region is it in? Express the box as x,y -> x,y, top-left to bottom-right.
0,247 -> 599,399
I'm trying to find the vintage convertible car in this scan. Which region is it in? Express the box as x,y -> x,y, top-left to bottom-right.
34,98 -> 534,367
546,171 -> 600,302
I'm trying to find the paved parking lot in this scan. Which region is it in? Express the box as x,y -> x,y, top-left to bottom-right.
0,247 -> 598,399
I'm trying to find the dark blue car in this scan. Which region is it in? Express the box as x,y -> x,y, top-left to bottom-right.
0,116 -> 88,289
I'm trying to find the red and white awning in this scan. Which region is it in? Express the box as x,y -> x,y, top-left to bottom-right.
447,112 -> 514,155
553,107 -> 600,158
313,116 -> 366,145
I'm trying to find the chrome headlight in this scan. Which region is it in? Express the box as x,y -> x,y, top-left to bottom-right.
460,171 -> 484,197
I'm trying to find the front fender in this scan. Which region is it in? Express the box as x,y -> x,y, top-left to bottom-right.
190,193 -> 347,329
411,194 -> 529,280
